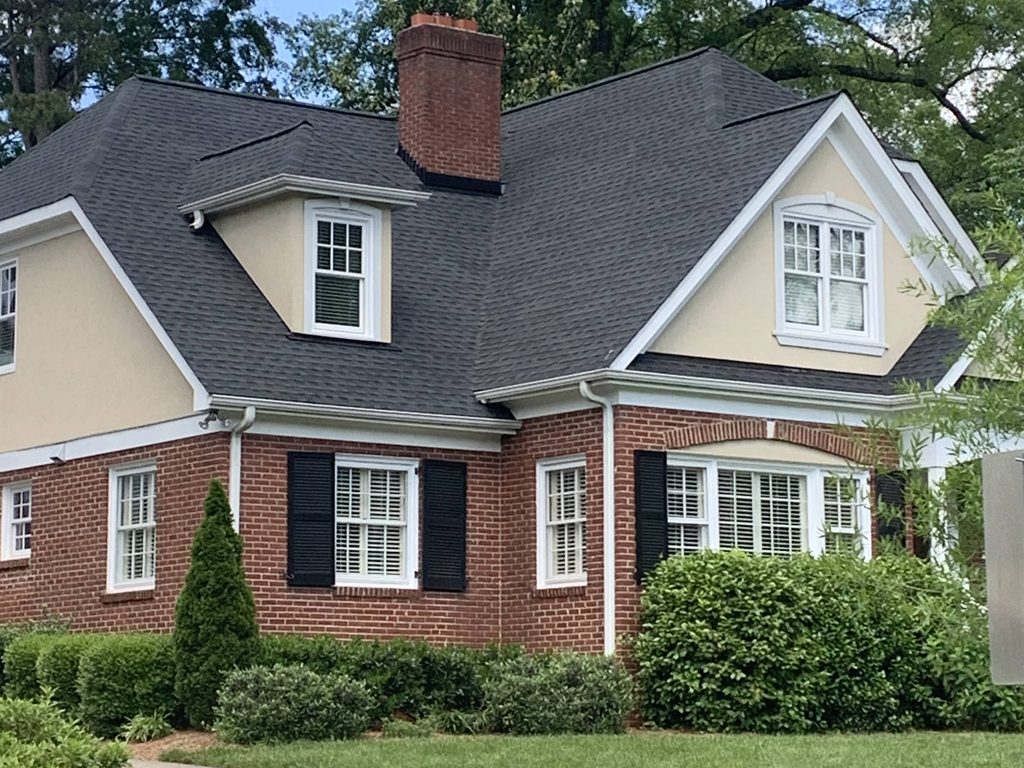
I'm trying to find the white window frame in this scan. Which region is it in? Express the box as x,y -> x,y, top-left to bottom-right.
1,481 -> 32,560
667,456 -> 871,559
334,454 -> 419,590
106,462 -> 158,593
0,258 -> 16,375
303,200 -> 383,341
535,455 -> 588,589
773,195 -> 886,356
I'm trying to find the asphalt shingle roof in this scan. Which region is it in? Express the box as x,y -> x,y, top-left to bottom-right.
0,50 -> 955,418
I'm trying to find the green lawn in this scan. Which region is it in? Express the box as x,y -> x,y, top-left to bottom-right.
163,732 -> 1024,768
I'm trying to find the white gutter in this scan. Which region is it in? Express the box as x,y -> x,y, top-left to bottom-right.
178,173 -> 431,218
209,394 -> 520,435
579,381 -> 617,656
229,406 -> 257,532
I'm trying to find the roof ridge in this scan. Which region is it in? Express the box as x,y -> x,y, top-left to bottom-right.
197,120 -> 313,161
131,75 -> 396,122
71,79 -> 143,199
501,47 -> 715,116
722,90 -> 842,128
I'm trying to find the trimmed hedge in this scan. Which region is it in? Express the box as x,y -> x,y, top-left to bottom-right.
36,634 -> 99,713
483,653 -> 634,735
635,551 -> 1024,733
215,664 -> 373,743
0,696 -> 129,768
2,634 -> 52,700
77,634 -> 177,738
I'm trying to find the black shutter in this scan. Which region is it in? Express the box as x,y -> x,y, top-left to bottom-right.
635,450 -> 668,583
422,459 -> 468,592
287,452 -> 335,587
875,471 -> 906,545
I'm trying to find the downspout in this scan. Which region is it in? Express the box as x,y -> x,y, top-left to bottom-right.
229,406 -> 257,532
579,381 -> 616,656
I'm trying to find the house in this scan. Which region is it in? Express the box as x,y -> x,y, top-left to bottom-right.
0,15 -> 983,654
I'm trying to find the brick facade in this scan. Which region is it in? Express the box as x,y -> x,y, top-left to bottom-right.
0,406 -> 899,650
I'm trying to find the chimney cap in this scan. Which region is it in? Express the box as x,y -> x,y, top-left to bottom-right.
409,13 -> 478,32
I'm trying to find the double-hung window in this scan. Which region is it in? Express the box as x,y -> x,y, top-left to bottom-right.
775,197 -> 883,355
536,457 -> 587,588
107,465 -> 157,591
305,201 -> 382,340
334,456 -> 418,588
1,482 -> 32,560
0,260 -> 15,371
666,458 -> 870,558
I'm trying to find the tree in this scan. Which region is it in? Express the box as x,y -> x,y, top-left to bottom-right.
0,1 -> 279,159
174,479 -> 259,728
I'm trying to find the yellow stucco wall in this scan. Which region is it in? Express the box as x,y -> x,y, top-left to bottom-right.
0,231 -> 194,453
650,138 -> 931,375
213,195 -> 392,341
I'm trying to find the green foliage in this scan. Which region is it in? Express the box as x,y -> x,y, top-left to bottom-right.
119,712 -> 173,743
35,634 -> 99,713
174,479 -> 259,728
635,551 -> 1024,733
257,634 -> 349,675
0,619 -> 68,695
2,634 -> 52,701
0,695 -> 129,768
483,652 -> 633,735
380,716 -> 435,738
77,634 -> 177,738
215,664 -> 373,744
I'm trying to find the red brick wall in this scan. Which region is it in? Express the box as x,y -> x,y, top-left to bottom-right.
0,433 -> 230,631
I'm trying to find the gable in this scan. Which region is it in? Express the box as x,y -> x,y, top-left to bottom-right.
0,230 -> 194,452
648,137 -> 935,376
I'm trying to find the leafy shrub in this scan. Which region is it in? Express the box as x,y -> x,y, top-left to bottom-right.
174,480 -> 259,727
215,664 -> 373,744
424,707 -> 490,735
2,634 -> 54,700
0,696 -> 129,768
77,634 -> 177,738
380,716 -> 435,738
119,713 -> 173,743
35,634 -> 99,713
257,634 -> 348,675
635,551 -> 1024,733
483,652 -> 633,735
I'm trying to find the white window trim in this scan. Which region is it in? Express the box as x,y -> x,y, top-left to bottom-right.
667,455 -> 871,559
106,462 -> 157,593
303,200 -> 383,341
535,455 -> 588,589
773,195 -> 886,356
0,258 -> 16,376
1,481 -> 32,560
333,454 -> 419,590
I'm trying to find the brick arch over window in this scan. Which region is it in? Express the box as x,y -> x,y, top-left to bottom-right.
661,419 -> 871,464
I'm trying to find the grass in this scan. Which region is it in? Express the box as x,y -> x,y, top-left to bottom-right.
163,731 -> 1024,768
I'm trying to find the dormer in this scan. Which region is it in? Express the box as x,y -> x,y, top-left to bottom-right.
179,121 -> 428,343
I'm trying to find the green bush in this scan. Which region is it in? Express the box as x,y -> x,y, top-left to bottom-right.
35,634 -> 98,713
483,652 -> 633,735
380,716 -> 435,738
2,634 -> 54,700
215,664 -> 373,744
119,713 -> 173,743
0,696 -> 129,768
174,480 -> 259,727
257,634 -> 348,675
77,634 -> 177,738
634,551 -> 1024,733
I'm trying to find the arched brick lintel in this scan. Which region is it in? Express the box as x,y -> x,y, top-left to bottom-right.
661,418 -> 871,464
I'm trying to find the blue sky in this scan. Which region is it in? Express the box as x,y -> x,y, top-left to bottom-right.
257,0 -> 357,22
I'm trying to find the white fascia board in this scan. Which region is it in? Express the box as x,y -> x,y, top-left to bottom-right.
179,174 -> 431,217
0,197 -> 212,411
609,94 -> 976,371
0,414 -> 217,474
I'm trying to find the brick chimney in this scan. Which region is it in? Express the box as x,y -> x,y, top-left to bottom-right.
396,14 -> 504,193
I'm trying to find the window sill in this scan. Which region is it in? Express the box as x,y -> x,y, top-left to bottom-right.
101,589 -> 155,604
305,324 -> 381,343
333,584 -> 421,599
0,363 -> 14,376
532,584 -> 588,598
775,331 -> 887,357
0,557 -> 30,571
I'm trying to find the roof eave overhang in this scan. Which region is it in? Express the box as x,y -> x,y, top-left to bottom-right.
179,173 -> 432,218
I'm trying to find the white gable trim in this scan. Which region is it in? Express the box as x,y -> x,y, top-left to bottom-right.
0,197 -> 211,411
610,94 -> 976,371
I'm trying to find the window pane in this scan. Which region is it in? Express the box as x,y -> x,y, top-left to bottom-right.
760,473 -> 804,556
719,470 -> 756,552
335,465 -> 408,579
784,275 -> 819,325
348,225 -> 363,249
830,280 -> 865,331
316,246 -> 332,270
0,264 -> 15,315
315,274 -> 361,328
316,220 -> 331,245
824,477 -> 861,553
0,317 -> 13,366
545,466 -> 586,579
348,249 -> 363,274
